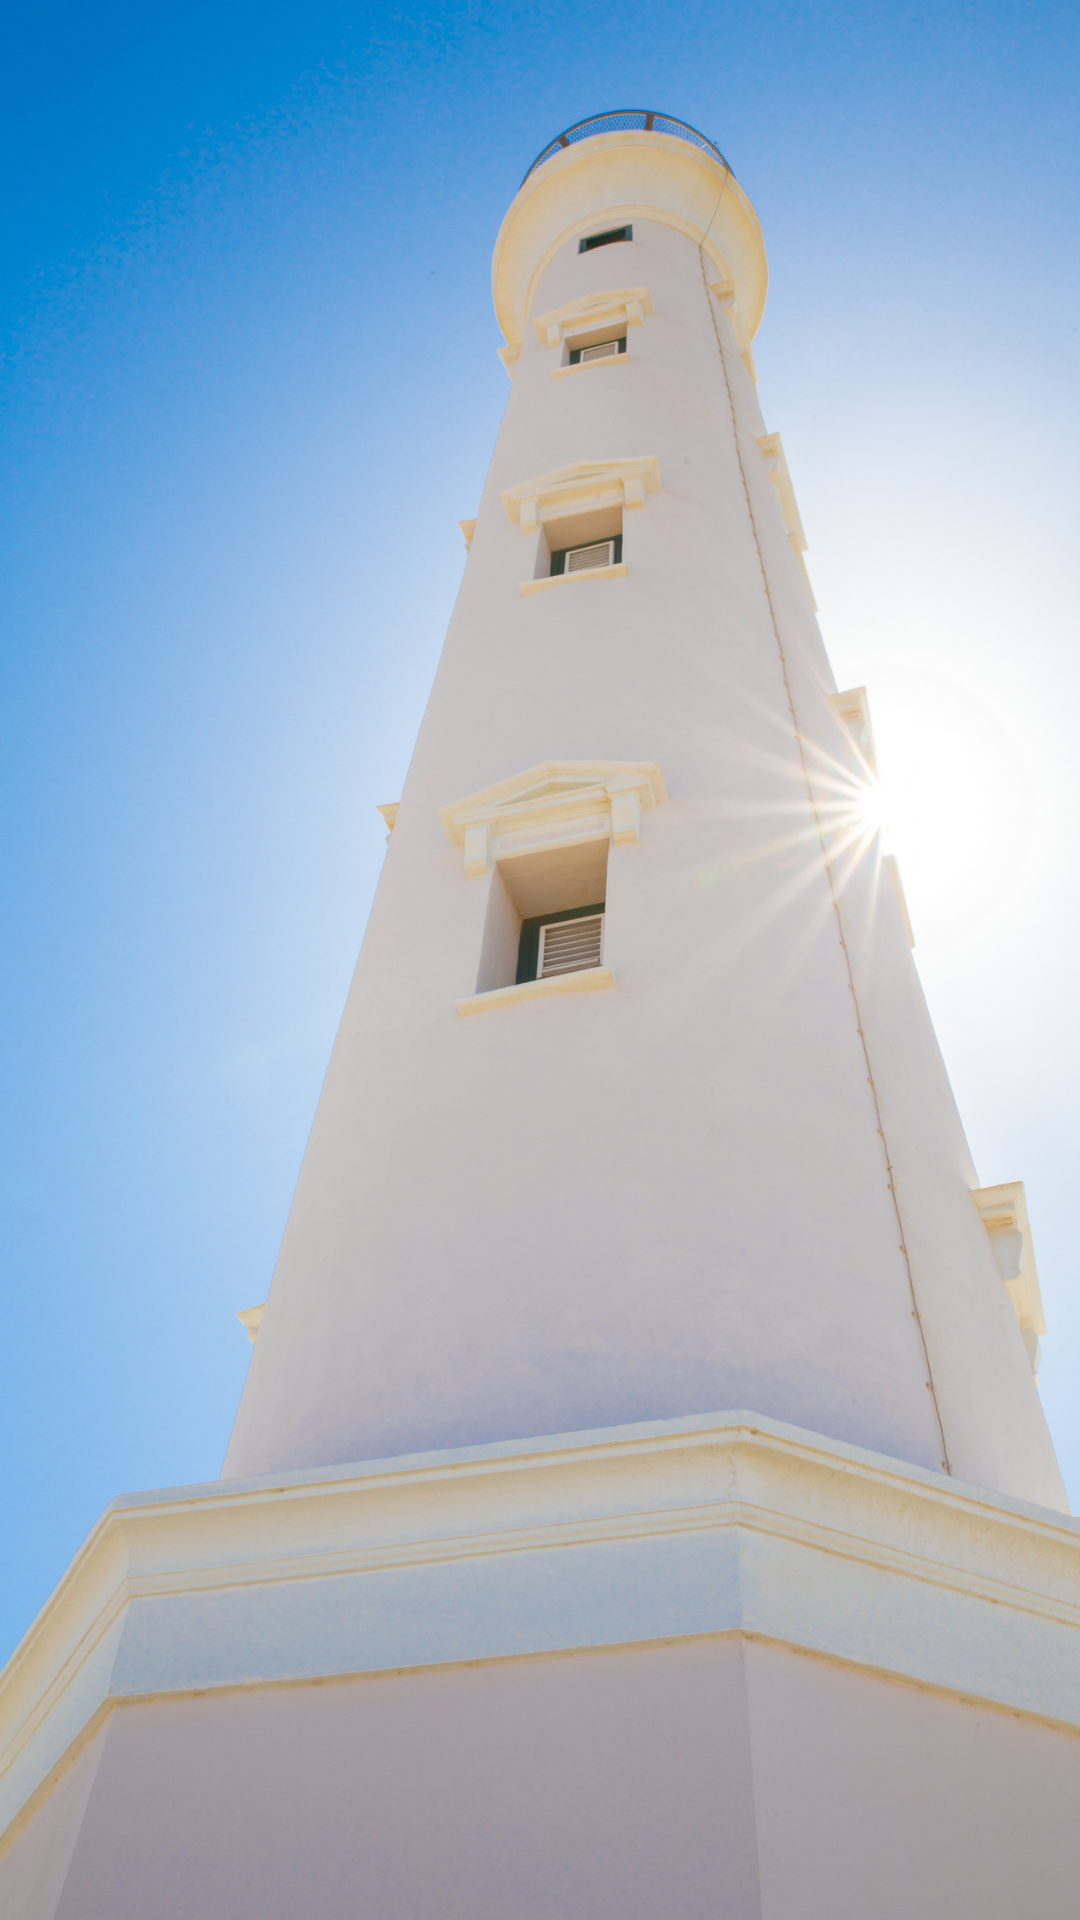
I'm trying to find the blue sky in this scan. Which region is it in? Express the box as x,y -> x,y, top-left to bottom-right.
2,0 -> 1078,1661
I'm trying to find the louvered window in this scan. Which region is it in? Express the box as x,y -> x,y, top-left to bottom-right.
538,913 -> 604,977
579,225 -> 632,252
549,535 -> 622,577
567,540 -> 613,573
516,902 -> 606,984
568,336 -> 627,366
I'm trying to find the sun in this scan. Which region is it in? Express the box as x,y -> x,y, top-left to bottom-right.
852,773 -> 887,842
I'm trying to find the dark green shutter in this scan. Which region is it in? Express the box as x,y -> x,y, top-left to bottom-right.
578,225 -> 632,253
516,902 -> 606,984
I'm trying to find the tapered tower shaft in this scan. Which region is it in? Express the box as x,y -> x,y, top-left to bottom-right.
3,118 -> 1076,1920
224,120 -> 1063,1511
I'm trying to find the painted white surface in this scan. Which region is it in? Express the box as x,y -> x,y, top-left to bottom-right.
743,1640 -> 1080,1920
0,1729 -> 105,1920
6,1638 -> 1080,1919
222,133 -> 1062,1509
14,1643 -> 763,1920
4,1409 -> 1080,1853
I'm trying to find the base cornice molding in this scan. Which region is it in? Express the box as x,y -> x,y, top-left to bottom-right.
3,1409 -> 1079,1847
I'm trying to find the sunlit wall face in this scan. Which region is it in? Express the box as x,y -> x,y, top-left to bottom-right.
2,0 -> 1079,1661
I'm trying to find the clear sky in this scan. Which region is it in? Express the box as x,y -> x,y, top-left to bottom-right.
2,0 -> 1078,1662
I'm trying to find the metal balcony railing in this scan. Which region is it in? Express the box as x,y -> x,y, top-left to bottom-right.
522,111 -> 732,186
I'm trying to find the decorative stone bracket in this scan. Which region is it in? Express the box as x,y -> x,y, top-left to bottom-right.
972,1181 -> 1046,1372
829,686 -> 878,776
501,456 -> 661,537
756,432 -> 815,607
710,279 -> 757,382
828,689 -> 914,945
236,1303 -> 265,1346
439,759 -> 667,876
530,286 -> 653,348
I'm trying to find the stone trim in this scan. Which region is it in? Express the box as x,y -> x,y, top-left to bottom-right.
974,1182 -> 1046,1367
4,1410 -> 1080,1850
456,966 -> 614,1016
520,560 -> 627,595
438,760 -> 666,876
501,457 -> 661,537
530,285 -> 652,348
756,431 -> 816,607
552,353 -> 631,383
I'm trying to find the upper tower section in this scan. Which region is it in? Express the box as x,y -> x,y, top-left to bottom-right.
222,110 -> 1064,1516
492,109 -> 767,370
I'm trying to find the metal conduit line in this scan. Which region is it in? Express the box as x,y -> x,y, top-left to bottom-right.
696,238 -> 952,1476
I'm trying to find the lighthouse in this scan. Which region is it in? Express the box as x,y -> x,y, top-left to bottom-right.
3,111 -> 1080,1920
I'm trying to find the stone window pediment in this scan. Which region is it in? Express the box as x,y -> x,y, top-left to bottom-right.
756,432 -> 806,552
439,759 -> 667,876
530,286 -> 653,349
501,457 -> 661,536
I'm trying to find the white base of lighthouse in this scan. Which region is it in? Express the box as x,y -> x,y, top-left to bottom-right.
3,1412 -> 1080,1918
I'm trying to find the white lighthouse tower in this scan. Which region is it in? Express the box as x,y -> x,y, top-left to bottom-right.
4,112 -> 1080,1919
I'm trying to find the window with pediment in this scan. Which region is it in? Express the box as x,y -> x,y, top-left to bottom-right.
439,760 -> 666,1013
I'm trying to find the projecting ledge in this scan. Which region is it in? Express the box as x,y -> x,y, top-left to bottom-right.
456,967 -> 613,1016
4,1409 -> 1080,1848
520,562 -> 627,597
552,354 -> 630,382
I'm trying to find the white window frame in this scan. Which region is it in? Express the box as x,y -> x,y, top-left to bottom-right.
576,338 -> 626,364
565,539 -> 616,573
537,913 -> 605,980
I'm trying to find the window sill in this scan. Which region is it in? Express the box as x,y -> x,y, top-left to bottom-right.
520,563 -> 627,598
456,966 -> 613,1017
552,355 -> 630,382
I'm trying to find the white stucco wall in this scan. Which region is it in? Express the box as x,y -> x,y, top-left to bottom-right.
8,1638 -> 1080,1920
0,1728 -> 105,1920
222,136 -> 1063,1509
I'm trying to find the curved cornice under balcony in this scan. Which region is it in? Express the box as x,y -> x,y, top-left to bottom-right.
492,129 -> 767,354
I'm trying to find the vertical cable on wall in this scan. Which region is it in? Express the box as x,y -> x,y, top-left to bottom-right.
696,238 -> 951,1475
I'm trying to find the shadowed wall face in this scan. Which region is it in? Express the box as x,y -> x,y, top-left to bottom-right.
7,1638 -> 1080,1920
11,1642 -> 762,1920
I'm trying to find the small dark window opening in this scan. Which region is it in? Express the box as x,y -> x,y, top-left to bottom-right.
568,336 -> 627,366
550,535 -> 622,577
579,225 -> 632,252
516,903 -> 606,984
